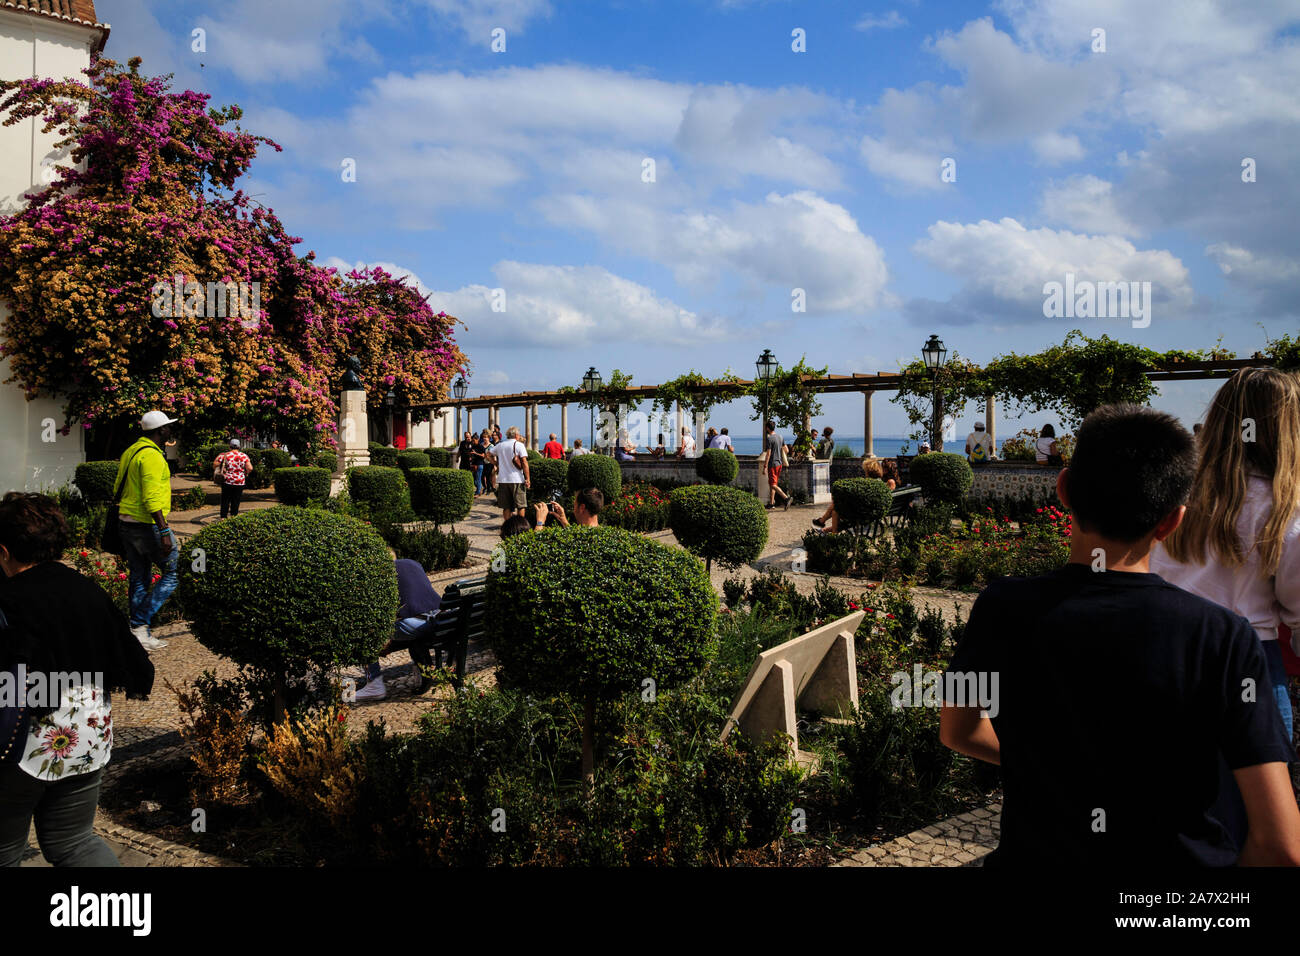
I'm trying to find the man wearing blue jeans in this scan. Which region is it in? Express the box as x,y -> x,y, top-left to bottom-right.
353,559 -> 441,702
113,411 -> 181,652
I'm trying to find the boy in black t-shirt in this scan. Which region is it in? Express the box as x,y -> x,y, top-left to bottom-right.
941,404 -> 1300,866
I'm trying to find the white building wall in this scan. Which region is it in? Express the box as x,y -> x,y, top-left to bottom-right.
0,11 -> 99,491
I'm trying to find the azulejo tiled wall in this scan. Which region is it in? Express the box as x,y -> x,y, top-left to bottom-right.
967,463 -> 1061,500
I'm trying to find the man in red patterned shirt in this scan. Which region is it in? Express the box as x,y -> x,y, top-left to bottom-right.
212,439 -> 253,519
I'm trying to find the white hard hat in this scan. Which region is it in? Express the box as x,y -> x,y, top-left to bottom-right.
139,410 -> 178,431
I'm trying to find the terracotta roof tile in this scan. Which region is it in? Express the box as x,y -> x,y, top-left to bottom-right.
1,0 -> 110,54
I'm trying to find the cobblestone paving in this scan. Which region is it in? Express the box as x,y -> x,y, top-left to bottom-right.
42,474 -> 978,866
832,801 -> 1002,867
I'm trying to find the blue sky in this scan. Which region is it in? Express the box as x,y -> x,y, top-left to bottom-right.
97,0 -> 1300,442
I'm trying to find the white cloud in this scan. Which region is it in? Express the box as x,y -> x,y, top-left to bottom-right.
483,370 -> 511,385
1031,131 -> 1084,164
417,0 -> 553,39
858,136 -> 950,191
855,11 -> 907,31
538,191 -> 890,313
1205,243 -> 1300,315
1039,175 -> 1142,237
909,217 -> 1192,323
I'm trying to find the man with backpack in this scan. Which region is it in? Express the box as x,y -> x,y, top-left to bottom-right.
112,411 -> 180,651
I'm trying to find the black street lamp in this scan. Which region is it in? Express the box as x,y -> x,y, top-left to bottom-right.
582,366 -> 603,450
921,334 -> 947,451
755,348 -> 777,432
452,376 -> 468,401
384,388 -> 396,446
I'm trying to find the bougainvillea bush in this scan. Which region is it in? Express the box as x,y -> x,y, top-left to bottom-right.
0,57 -> 465,454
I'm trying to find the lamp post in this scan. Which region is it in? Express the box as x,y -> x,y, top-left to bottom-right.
452,377 -> 468,444
384,388 -> 396,446
921,334 -> 947,451
582,366 -> 602,451
755,348 -> 777,437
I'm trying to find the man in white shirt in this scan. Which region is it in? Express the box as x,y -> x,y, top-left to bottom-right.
493,426 -> 531,520
714,427 -> 734,453
966,421 -> 993,464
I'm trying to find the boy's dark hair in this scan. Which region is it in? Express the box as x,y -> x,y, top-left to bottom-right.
721,427 -> 729,435
501,515 -> 530,539
1064,404 -> 1195,542
823,426 -> 833,436
576,486 -> 605,516
0,492 -> 70,563
764,420 -> 775,432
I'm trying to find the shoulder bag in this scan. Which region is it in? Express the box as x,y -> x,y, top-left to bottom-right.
100,446 -> 149,558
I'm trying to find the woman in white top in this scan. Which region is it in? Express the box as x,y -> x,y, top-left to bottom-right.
1035,423 -> 1061,464
1152,368 -> 1300,736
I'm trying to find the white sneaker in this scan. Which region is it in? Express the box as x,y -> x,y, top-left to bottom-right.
131,625 -> 167,650
353,677 -> 386,701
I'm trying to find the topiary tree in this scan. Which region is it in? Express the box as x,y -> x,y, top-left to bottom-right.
348,465 -> 412,529
368,443 -> 399,468
396,450 -> 431,474
568,454 -> 622,502
179,507 -> 397,724
907,452 -> 973,506
273,466 -> 331,506
486,525 -> 716,784
831,478 -> 893,532
424,448 -> 452,469
261,448 -> 292,471
669,484 -> 769,572
313,450 -> 338,472
696,448 -> 738,485
73,461 -> 120,504
527,458 -> 568,503
407,467 -> 473,526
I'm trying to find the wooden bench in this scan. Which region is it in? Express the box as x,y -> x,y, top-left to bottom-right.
863,485 -> 922,538
411,575 -> 488,686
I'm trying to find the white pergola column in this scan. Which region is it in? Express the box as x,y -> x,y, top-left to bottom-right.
985,394 -> 997,456
530,403 -> 540,450
467,407 -> 473,435
560,403 -> 569,447
863,391 -> 874,458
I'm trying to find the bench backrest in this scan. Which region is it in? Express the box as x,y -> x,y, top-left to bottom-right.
889,485 -> 921,516
428,575 -> 489,641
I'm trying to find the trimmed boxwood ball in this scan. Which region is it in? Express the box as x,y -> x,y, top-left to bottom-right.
368,443 -> 399,467
396,450 -> 431,473
424,448 -> 452,469
74,461 -> 120,503
831,478 -> 893,531
669,484 -> 769,570
696,447 -> 738,485
907,452 -> 973,506
408,467 -> 473,525
527,458 -> 568,502
273,466 -> 332,506
349,465 -> 407,508
567,453 -> 622,502
486,524 -> 716,702
179,507 -> 398,720
313,451 -> 338,472
261,448 -> 292,471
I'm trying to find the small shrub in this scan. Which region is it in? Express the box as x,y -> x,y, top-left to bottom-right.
385,525 -> 469,571
669,484 -> 769,571
567,453 -> 622,502
908,452 -> 973,506
407,467 -> 473,526
396,450 -> 431,474
313,450 -> 338,472
924,555 -> 946,586
696,448 -> 738,485
347,465 -> 412,529
169,672 -> 254,807
722,577 -> 746,608
423,448 -> 453,469
813,576 -> 850,620
179,507 -> 398,725
801,529 -> 853,576
368,443 -> 399,468
273,466 -> 332,506
831,478 -> 893,532
261,448 -> 292,472
527,458 -> 569,503
73,461 -> 119,504
832,444 -> 857,458
746,568 -> 818,631
261,705 -> 359,830
176,485 -> 208,511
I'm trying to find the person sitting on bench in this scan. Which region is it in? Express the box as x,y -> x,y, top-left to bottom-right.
353,559 -> 441,702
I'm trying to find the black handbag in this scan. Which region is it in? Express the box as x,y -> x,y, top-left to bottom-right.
100,446 -> 148,558
0,607 -> 29,767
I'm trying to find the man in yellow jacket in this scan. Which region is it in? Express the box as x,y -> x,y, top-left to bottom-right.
114,411 -> 180,651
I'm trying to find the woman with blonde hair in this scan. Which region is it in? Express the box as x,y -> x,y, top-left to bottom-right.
1152,367 -> 1300,734
812,456 -> 896,531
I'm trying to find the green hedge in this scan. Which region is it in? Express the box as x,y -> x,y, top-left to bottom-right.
313,451 -> 338,472
273,467 -> 332,506
348,466 -> 412,528
261,448 -> 292,472
368,443 -> 399,468
197,443 -> 228,480
74,461 -> 120,504
179,507 -> 397,698
423,448 -> 452,469
567,454 -> 622,502
396,450 -> 431,474
384,525 -> 469,571
907,452 -> 973,506
696,448 -> 738,485
669,484 -> 769,570
407,467 -> 473,525
486,525 -> 716,701
831,478 -> 893,531
527,458 -> 569,503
